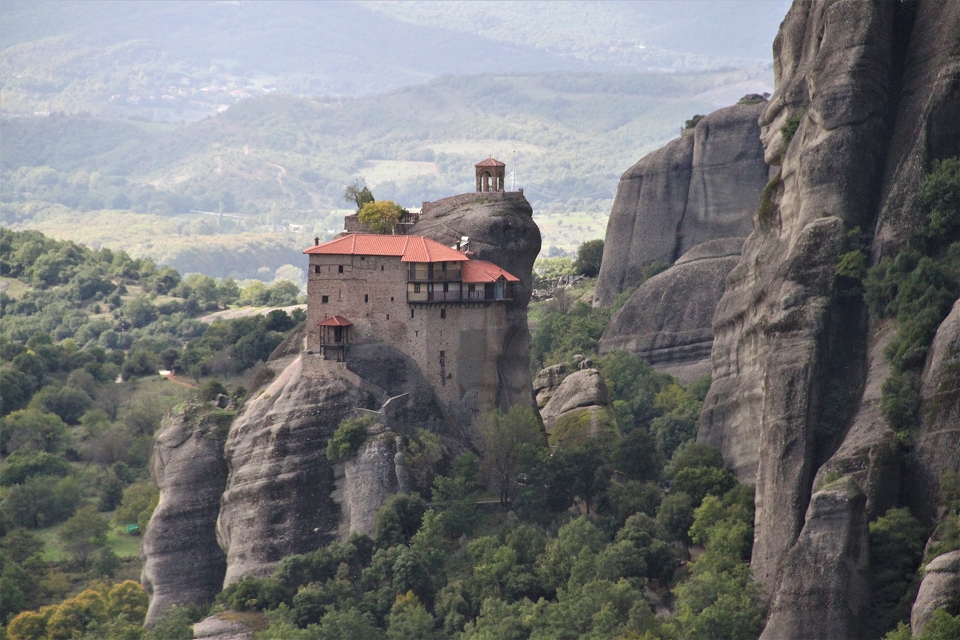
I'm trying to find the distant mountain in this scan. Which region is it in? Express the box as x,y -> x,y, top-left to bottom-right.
1,0 -> 787,120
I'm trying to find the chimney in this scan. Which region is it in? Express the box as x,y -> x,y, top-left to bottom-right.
314,236 -> 319,246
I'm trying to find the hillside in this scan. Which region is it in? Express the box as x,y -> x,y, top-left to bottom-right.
1,69 -> 773,277
1,0 -> 787,116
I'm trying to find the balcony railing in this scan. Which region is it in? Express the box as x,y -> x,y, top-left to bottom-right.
407,270 -> 461,282
407,290 -> 512,303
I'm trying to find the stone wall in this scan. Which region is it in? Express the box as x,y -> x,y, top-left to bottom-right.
306,253 -> 508,424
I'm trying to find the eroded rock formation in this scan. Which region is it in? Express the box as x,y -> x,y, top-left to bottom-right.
144,198 -> 541,616
598,237 -> 743,382
760,477 -> 869,640
533,363 -> 570,408
413,191 -> 541,414
696,1 -> 960,637
216,356 -> 369,585
911,298 -> 960,521
911,550 -> 960,635
594,101 -> 769,306
141,403 -> 229,626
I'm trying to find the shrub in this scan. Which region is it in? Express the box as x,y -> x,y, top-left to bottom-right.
199,380 -> 228,402
780,112 -> 803,145
868,507 -> 928,637
326,415 -> 374,463
573,239 -> 603,278
0,448 -> 70,485
2,475 -> 82,529
114,482 -> 160,531
374,494 -> 427,547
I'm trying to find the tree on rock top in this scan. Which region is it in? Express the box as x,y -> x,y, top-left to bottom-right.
345,181 -> 375,211
360,201 -> 407,234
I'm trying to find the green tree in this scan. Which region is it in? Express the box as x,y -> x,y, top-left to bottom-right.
476,405 -> 544,505
358,201 -> 406,234
0,448 -> 70,486
28,386 -> 92,425
387,591 -> 436,640
656,491 -> 696,549
144,605 -> 193,640
345,182 -> 375,212
326,416 -> 373,463
58,505 -> 109,568
573,239 -> 604,277
2,475 -> 82,529
868,507 -> 928,637
374,494 -> 427,547
46,588 -> 109,640
114,482 -> 160,531
0,409 -> 70,453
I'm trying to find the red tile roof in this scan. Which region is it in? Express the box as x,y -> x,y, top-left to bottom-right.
475,157 -> 505,167
317,315 -> 352,327
461,260 -> 520,283
304,234 -> 467,263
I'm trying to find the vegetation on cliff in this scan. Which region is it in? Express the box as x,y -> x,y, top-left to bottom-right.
0,229 -> 304,627
200,350 -> 761,640
866,158 -> 960,442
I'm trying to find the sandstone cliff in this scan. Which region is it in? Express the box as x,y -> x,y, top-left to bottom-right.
598,237 -> 743,382
696,1 -> 960,637
911,550 -> 960,636
143,199 -> 541,613
594,101 -> 769,307
413,191 -> 541,416
141,403 -> 230,626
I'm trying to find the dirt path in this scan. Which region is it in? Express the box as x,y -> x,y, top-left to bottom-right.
162,373 -> 199,389
268,162 -> 296,202
198,304 -> 305,324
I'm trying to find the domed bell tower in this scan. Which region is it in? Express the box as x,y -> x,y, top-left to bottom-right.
475,157 -> 506,192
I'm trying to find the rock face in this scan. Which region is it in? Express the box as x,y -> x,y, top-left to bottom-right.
540,368 -> 608,431
413,191 -> 541,415
217,356 -> 369,585
538,367 -> 615,446
594,101 -> 769,306
141,403 -> 229,626
696,1 -> 960,637
192,615 -> 255,640
760,477 -> 869,640
217,343 -> 444,586
872,0 -> 960,258
533,363 -> 569,408
911,551 -> 960,635
598,238 -> 743,383
338,421 -> 409,539
911,298 -> 960,520
701,0 -> 896,598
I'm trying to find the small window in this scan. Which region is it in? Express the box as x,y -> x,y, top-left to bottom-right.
414,283 -> 421,293
321,295 -> 329,304
390,296 -> 394,302
360,256 -> 365,261
338,265 -> 344,274
314,265 -> 320,274
440,308 -> 446,319
381,265 -> 384,271
411,308 -> 415,319
364,294 -> 369,302
386,314 -> 390,320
